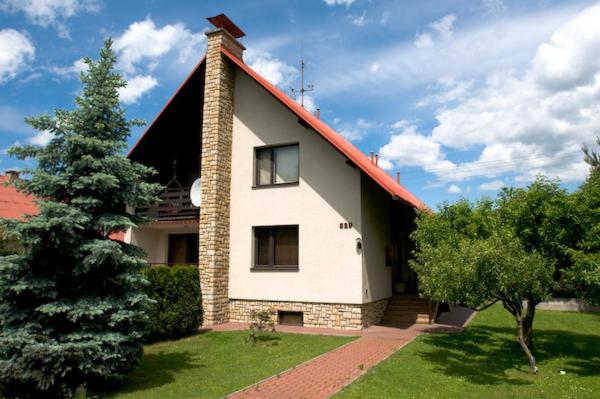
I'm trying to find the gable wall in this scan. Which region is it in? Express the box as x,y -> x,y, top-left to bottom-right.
228,71 -> 364,304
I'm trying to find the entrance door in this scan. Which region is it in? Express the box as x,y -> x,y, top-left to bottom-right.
391,234 -> 418,294
167,233 -> 199,265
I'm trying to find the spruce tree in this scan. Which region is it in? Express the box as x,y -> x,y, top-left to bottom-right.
0,39 -> 161,397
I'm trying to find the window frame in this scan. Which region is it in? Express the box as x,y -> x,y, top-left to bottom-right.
253,143 -> 300,188
252,225 -> 299,271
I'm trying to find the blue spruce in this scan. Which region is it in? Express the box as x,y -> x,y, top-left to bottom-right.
0,39 -> 162,398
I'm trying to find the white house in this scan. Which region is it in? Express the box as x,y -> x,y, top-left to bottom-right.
126,14 -> 430,330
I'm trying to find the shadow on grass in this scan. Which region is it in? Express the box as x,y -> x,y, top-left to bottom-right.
417,325 -> 600,386
98,350 -> 199,397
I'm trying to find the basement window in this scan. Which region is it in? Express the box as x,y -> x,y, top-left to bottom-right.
252,225 -> 299,271
254,144 -> 299,187
278,311 -> 303,326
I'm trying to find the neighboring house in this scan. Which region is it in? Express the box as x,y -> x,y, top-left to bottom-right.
0,170 -> 37,255
126,14 -> 429,330
0,171 -> 37,220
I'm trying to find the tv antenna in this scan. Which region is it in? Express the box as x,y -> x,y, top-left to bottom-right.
291,41 -> 314,108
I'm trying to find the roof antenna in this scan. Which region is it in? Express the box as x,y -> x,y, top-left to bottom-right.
291,41 -> 314,108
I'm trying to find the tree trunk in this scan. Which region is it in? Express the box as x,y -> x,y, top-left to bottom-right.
523,300 -> 536,350
517,316 -> 538,374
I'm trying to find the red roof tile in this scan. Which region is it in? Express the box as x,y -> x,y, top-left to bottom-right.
0,176 -> 37,220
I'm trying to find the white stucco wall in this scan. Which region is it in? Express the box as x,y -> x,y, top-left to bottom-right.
128,224 -> 198,264
360,175 -> 392,302
228,71 -> 365,304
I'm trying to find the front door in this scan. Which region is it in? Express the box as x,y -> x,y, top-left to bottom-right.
391,234 -> 418,294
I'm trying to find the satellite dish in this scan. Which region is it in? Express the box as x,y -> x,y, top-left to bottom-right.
190,178 -> 202,207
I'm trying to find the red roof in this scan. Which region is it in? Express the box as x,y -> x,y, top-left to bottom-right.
220,47 -> 426,210
0,176 -> 37,220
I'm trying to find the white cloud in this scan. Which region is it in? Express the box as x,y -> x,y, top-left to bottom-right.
417,76 -> 474,107
448,184 -> 462,194
370,63 -> 381,73
413,32 -> 433,48
381,4 -> 600,185
323,0 -> 354,6
378,157 -> 394,170
295,94 -> 317,113
478,180 -> 505,191
113,17 -> 205,75
0,29 -> 34,83
338,118 -> 373,141
482,0 -> 506,16
49,57 -> 86,78
351,12 -> 367,27
118,75 -> 157,104
0,0 -> 100,38
28,130 -> 53,145
414,14 -> 456,48
247,52 -> 297,87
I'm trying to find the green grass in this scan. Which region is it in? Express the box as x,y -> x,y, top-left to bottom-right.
100,331 -> 355,399
337,306 -> 600,399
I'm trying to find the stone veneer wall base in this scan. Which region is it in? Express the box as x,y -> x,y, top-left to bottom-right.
229,298 -> 390,330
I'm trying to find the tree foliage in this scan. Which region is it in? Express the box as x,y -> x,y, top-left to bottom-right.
0,39 -> 161,398
411,197 -> 553,373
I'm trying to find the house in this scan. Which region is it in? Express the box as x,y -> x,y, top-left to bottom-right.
0,171 -> 37,220
126,14 -> 429,330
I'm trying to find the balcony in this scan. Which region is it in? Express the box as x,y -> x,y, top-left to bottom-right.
138,187 -> 199,221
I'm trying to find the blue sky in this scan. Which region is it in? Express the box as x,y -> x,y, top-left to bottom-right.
1,0 -> 599,207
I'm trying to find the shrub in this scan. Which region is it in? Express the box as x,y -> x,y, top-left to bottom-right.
246,309 -> 276,344
142,265 -> 202,343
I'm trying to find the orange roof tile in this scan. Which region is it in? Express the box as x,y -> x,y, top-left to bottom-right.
0,176 -> 37,220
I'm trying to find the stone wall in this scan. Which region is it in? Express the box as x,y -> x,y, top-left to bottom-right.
198,29 -> 244,325
229,298 -> 390,330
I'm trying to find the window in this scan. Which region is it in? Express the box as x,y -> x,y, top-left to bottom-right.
255,144 -> 299,186
253,226 -> 299,270
168,233 -> 198,264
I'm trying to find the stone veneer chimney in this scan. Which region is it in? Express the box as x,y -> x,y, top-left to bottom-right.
199,15 -> 246,325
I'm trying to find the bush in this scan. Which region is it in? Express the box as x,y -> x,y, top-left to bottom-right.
142,265 -> 202,343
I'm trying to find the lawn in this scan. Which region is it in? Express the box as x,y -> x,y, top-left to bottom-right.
100,331 -> 355,399
337,305 -> 600,399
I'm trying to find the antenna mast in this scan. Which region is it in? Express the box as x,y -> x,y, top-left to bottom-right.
291,41 -> 314,108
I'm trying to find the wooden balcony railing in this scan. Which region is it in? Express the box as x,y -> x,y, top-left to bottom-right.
138,187 -> 199,221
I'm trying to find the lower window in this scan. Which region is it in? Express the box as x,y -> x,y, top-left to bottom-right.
253,225 -> 298,270
168,233 -> 198,265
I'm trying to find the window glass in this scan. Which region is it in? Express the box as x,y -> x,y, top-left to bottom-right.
256,148 -> 272,186
274,146 -> 299,184
255,228 -> 271,266
274,226 -> 299,265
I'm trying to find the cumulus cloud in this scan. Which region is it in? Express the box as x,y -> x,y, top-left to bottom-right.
28,130 -> 53,145
49,57 -> 86,78
338,118 -> 373,141
0,29 -> 34,83
417,76 -> 474,107
414,14 -> 456,48
118,75 -> 157,104
351,12 -> 367,27
323,0 -> 355,6
0,0 -> 100,38
479,180 -> 505,191
247,52 -> 297,87
113,17 -> 205,75
295,94 -> 317,113
381,4 -> 600,185
448,184 -> 462,194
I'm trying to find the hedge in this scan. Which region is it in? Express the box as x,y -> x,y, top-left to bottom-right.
142,264 -> 202,343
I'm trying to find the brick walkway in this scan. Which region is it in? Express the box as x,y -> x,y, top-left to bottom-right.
210,319 -> 467,399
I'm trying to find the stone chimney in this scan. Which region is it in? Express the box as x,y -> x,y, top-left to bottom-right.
198,14 -> 245,325
5,170 -> 20,181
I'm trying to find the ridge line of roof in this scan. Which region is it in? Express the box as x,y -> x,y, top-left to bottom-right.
220,46 -> 425,210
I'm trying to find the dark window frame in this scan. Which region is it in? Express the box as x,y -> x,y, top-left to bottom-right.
252,225 -> 299,271
253,143 -> 300,188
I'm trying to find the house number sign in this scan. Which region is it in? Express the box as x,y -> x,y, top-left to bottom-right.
339,222 -> 353,229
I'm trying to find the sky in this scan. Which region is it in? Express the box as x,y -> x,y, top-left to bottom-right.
1,0 -> 599,208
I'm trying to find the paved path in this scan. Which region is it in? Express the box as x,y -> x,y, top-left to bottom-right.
209,320 -> 467,399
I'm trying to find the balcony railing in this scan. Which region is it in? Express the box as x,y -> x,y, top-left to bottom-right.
138,187 -> 199,221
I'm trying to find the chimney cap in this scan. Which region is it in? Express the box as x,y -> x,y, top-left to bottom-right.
207,14 -> 246,39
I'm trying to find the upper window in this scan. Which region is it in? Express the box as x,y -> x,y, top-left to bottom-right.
255,144 -> 299,187
253,226 -> 299,271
